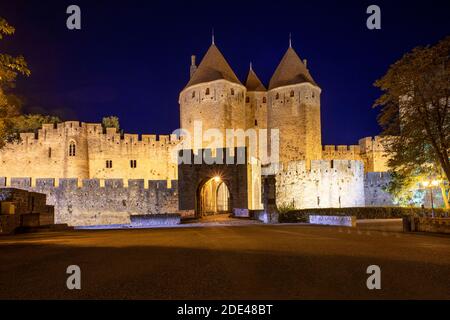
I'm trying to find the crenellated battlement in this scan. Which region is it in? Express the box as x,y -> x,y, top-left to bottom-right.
358,136 -> 390,172
0,176 -> 179,227
0,177 -> 177,191
321,144 -> 362,161
178,147 -> 248,165
274,159 -> 365,209
322,145 -> 360,152
358,136 -> 386,153
273,159 -> 364,175
0,121 -> 180,183
15,121 -> 181,146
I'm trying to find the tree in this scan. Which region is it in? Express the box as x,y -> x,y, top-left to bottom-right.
0,17 -> 31,148
102,116 -> 120,130
8,114 -> 60,135
384,164 -> 447,208
374,36 -> 450,208
0,18 -> 61,147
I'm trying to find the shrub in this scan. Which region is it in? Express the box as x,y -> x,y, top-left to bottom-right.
277,202 -> 296,214
278,207 -> 449,223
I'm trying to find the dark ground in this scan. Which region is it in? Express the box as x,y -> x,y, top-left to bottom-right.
0,223 -> 449,300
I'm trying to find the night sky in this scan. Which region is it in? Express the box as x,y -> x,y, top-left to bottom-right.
1,0 -> 449,145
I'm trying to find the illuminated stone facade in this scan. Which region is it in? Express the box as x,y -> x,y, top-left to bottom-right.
0,122 -> 179,183
0,41 -> 394,226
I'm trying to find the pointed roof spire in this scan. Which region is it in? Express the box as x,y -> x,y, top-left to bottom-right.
212,28 -> 215,45
245,64 -> 266,92
289,32 -> 292,48
269,45 -> 318,90
185,44 -> 242,88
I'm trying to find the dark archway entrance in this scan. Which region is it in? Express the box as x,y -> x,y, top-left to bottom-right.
178,147 -> 257,218
196,177 -> 230,216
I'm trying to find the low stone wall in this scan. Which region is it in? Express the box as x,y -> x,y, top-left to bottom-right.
233,208 -> 250,218
309,215 -> 356,227
0,178 -> 179,227
130,214 -> 181,227
407,217 -> 450,234
251,210 -> 279,224
0,215 -> 21,234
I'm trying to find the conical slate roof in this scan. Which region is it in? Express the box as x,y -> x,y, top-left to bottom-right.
245,67 -> 266,92
269,47 -> 317,90
185,44 -> 242,88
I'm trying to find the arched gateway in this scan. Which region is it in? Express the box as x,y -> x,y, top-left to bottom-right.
196,177 -> 231,216
178,147 -> 262,217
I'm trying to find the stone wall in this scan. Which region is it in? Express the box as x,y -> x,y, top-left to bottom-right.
267,83 -> 322,163
0,188 -> 55,234
358,136 -> 390,172
322,145 -> 362,161
364,172 -> 394,207
178,148 -> 252,214
274,160 -> 365,209
0,177 -> 178,227
179,80 -> 247,149
245,91 -> 268,131
322,137 -> 390,174
0,121 -> 180,183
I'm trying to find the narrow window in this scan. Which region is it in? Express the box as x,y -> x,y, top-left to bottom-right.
290,90 -> 295,97
68,142 -> 76,157
262,97 -> 267,103
255,120 -> 258,126
106,160 -> 113,168
130,160 -> 137,168
275,93 -> 279,100
48,148 -> 52,158
245,97 -> 250,103
192,91 -> 196,98
231,88 -> 235,96
205,88 -> 210,95
312,91 -> 315,99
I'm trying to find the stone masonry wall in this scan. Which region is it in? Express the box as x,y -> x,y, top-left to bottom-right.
179,80 -> 247,149
364,172 -> 395,207
358,136 -> 390,172
322,137 -> 390,174
275,160 -> 365,209
0,177 -> 178,227
0,121 -> 180,183
267,83 -> 322,163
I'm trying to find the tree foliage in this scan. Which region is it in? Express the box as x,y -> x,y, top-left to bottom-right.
8,114 -> 60,134
0,17 -> 32,148
102,116 -> 120,130
374,36 -> 450,208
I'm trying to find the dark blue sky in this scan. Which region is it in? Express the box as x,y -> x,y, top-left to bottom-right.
1,0 -> 449,145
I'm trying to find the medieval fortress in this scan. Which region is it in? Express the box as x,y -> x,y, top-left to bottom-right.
0,42 -> 393,226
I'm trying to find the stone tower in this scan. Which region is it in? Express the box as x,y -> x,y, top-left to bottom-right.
61,121 -> 90,179
179,44 -> 247,150
244,64 -> 267,130
267,45 -> 322,163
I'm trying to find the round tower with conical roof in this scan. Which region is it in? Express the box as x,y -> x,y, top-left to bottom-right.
179,44 -> 247,149
267,45 -> 322,163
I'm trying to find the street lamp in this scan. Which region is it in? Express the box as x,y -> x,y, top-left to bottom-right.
422,179 -> 440,218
